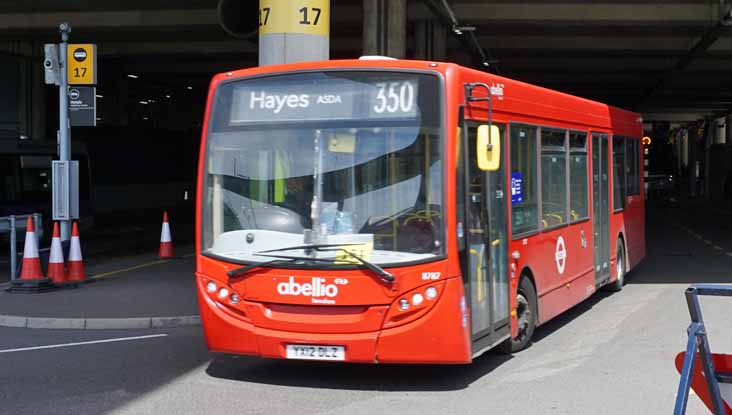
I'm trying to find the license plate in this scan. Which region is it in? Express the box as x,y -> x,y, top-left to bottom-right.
285,344 -> 345,361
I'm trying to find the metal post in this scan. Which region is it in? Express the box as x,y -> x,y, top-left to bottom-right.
9,215 -> 16,280
674,321 -> 700,415
33,212 -> 41,246
58,22 -> 71,242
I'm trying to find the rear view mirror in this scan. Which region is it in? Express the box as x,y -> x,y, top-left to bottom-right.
477,125 -> 500,171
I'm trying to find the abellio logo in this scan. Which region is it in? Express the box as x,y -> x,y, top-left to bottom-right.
277,277 -> 346,304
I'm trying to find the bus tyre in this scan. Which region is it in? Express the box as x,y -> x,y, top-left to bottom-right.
499,277 -> 537,353
608,238 -> 626,292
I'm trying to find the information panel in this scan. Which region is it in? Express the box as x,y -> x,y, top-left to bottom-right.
230,78 -> 419,123
68,86 -> 96,126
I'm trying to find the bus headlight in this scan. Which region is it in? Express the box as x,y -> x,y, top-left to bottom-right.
218,287 -> 229,299
383,281 -> 447,329
412,293 -> 424,306
206,281 -> 217,293
230,293 -> 240,304
425,286 -> 438,300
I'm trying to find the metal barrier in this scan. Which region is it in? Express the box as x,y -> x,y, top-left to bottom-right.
674,284 -> 732,415
0,213 -> 42,281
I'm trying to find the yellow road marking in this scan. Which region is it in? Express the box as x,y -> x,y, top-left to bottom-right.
90,259 -> 171,280
89,253 -> 195,280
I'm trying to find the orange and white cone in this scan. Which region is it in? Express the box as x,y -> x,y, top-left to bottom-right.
158,211 -> 173,258
47,222 -> 67,284
67,221 -> 86,282
19,216 -> 44,280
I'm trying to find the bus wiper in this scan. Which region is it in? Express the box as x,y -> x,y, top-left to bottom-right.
258,243 -> 363,254
227,258 -> 298,282
256,246 -> 395,284
319,248 -> 395,283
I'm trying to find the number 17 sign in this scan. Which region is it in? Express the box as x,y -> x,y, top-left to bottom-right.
67,44 -> 97,85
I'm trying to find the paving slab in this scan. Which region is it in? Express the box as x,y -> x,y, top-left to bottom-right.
0,254 -> 199,329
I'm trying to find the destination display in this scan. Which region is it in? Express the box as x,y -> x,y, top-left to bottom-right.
229,77 -> 420,123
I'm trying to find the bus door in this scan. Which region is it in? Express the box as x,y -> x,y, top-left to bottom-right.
460,122 -> 510,353
591,133 -> 610,286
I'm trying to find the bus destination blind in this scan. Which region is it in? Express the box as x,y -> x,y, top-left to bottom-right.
230,78 -> 420,123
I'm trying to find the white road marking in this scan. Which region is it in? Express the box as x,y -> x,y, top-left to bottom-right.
0,334 -> 168,354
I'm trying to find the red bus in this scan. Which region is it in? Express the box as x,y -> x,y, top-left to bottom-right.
195,58 -> 645,363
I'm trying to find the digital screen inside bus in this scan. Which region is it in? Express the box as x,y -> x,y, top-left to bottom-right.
229,74 -> 422,124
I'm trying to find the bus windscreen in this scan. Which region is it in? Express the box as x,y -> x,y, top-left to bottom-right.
203,71 -> 444,266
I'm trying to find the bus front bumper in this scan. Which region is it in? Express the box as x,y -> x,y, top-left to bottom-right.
196,276 -> 472,364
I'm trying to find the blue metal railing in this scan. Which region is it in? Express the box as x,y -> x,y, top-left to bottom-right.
674,284 -> 732,415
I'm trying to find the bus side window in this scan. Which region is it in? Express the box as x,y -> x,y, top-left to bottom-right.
613,136 -> 626,210
626,138 -> 641,196
510,125 -> 538,235
540,128 -> 568,228
569,131 -> 589,221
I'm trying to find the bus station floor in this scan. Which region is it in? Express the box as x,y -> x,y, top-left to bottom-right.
0,246 -> 198,329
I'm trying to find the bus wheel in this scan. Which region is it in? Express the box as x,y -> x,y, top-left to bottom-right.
499,277 -> 537,353
608,238 -> 626,292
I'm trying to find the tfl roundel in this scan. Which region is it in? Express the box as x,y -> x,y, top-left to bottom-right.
555,236 -> 567,274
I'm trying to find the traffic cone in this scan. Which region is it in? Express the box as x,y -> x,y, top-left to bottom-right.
19,216 -> 44,280
67,221 -> 86,282
47,222 -> 67,284
158,211 -> 173,258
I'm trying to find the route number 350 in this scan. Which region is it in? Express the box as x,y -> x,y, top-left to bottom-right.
373,81 -> 415,114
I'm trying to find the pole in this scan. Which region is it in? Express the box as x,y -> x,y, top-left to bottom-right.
9,215 -> 16,280
58,22 -> 71,242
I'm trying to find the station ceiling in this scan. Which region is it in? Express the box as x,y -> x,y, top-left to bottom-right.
1,0 -> 731,122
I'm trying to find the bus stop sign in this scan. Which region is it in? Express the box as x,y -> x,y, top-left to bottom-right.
67,44 -> 97,85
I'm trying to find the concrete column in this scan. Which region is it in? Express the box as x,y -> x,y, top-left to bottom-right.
30,42 -> 46,140
687,125 -> 699,197
106,63 -> 128,126
18,55 -> 30,139
362,0 -> 406,58
714,117 -> 726,145
414,20 -> 447,61
259,0 -> 330,66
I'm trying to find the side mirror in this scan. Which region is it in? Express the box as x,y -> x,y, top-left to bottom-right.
477,124 -> 500,171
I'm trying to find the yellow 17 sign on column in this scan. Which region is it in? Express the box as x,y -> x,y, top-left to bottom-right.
259,0 -> 330,36
67,44 -> 97,85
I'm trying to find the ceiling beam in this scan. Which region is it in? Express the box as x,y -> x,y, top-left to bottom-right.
638,9 -> 732,105
412,2 -> 723,24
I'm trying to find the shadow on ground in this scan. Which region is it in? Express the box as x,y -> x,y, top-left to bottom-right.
205,289 -> 618,391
